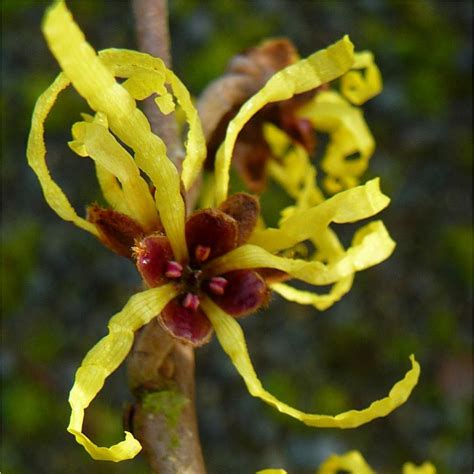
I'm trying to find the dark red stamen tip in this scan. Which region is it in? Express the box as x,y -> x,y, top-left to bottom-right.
195,245 -> 211,263
209,276 -> 228,295
165,261 -> 183,279
183,293 -> 200,311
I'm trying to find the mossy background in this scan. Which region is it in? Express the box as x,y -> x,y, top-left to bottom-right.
1,0 -> 472,473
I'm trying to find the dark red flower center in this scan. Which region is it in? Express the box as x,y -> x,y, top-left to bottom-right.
136,238 -> 238,311
133,194 -> 270,346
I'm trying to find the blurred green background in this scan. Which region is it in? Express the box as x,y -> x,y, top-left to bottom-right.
1,0 -> 472,473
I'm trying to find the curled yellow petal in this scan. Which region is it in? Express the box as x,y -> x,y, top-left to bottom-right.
67,283 -> 178,461
249,178 -> 389,253
98,49 -> 206,192
210,220 -> 394,288
95,163 -> 130,216
341,51 -> 383,105
402,462 -> 437,474
202,297 -> 420,428
298,90 -> 375,193
272,182 -> 388,298
214,36 -> 355,204
271,276 -> 353,311
26,72 -> 99,236
154,93 -> 176,115
265,124 -> 325,207
269,213 -> 358,311
167,70 -> 206,190
69,115 -> 159,231
258,455 -> 437,474
81,112 -> 131,217
121,68 -> 168,101
43,2 -> 187,261
317,450 -> 375,474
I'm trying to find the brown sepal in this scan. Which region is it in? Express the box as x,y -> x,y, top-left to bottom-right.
227,38 -> 298,84
87,204 -> 145,258
257,268 -> 290,284
198,38 -> 299,170
219,192 -> 260,245
232,119 -> 272,192
275,89 -> 318,153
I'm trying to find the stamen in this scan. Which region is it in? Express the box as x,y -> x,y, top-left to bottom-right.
165,261 -> 183,279
183,293 -> 200,311
208,276 -> 228,295
195,245 -> 211,262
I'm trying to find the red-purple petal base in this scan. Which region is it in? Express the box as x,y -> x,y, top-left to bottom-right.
210,270 -> 269,318
185,209 -> 238,263
134,234 -> 174,288
160,297 -> 213,347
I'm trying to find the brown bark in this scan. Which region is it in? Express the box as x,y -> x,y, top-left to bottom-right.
127,320 -> 205,474
128,1 -> 206,472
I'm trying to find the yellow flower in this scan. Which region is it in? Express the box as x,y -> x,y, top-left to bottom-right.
257,450 -> 437,474
198,38 -> 381,195
402,461 -> 437,474
299,61 -> 381,194
266,73 -> 380,199
27,1 -> 420,462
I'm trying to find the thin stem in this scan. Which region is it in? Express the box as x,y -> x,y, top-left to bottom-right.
127,321 -> 206,474
128,1 -> 206,472
132,0 -> 183,167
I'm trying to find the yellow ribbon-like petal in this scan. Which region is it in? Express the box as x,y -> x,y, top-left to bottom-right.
95,163 -> 130,216
341,51 -> 383,106
265,124 -> 325,207
121,68 -> 169,101
98,49 -> 206,191
317,450 -> 375,474
202,297 -> 420,428
258,454 -> 436,474
298,90 -> 375,193
269,211 -> 361,311
271,277 -> 353,311
80,99 -> 124,224
209,221 -> 395,286
26,72 -> 99,236
43,2 -> 187,261
249,178 -> 389,253
214,36 -> 355,205
402,462 -> 437,474
69,115 -> 160,231
67,283 -> 178,461
167,71 -> 206,191
261,120 -> 388,312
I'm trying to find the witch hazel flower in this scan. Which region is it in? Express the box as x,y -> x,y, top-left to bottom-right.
133,193 -> 268,346
258,450 -> 436,474
199,37 -> 382,195
27,1 -> 420,462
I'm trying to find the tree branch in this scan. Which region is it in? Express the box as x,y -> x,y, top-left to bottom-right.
128,1 -> 206,472
132,0 -> 183,167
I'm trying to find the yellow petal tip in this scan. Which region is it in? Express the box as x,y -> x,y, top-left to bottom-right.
342,34 -> 353,48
